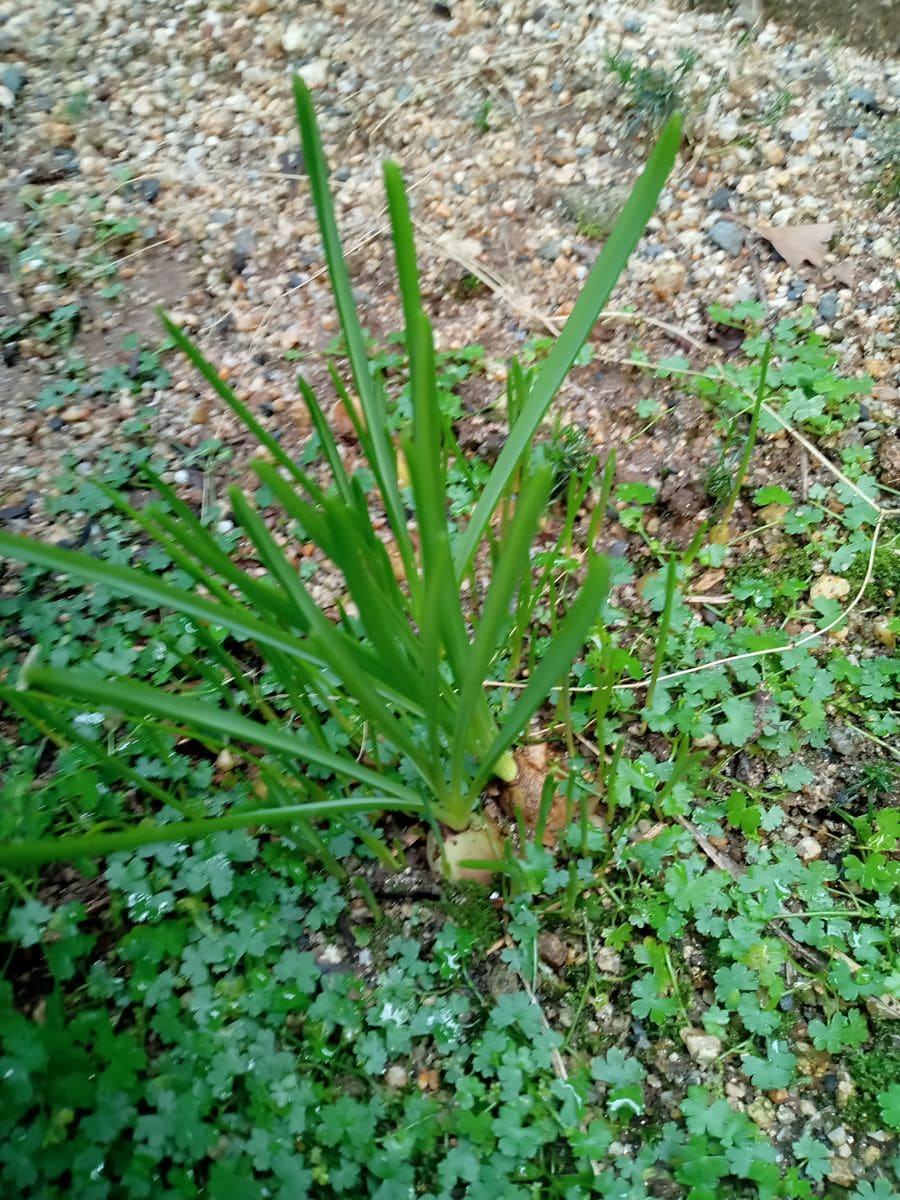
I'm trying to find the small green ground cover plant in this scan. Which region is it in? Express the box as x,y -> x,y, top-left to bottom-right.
2,77 -> 899,1200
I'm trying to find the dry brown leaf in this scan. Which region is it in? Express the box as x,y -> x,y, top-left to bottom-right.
499,744 -> 571,843
830,262 -> 856,288
693,569 -> 725,594
751,221 -> 836,270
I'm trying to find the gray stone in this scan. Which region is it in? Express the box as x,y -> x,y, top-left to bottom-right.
787,280 -> 807,301
709,186 -> 734,211
829,724 -> 858,757
232,228 -> 255,274
136,177 -> 160,203
708,219 -> 745,256
50,147 -> 79,174
278,148 -> 305,177
1,66 -> 26,95
536,239 -> 562,262
622,17 -> 643,32
852,126 -> 869,140
848,86 -> 877,110
818,291 -> 839,322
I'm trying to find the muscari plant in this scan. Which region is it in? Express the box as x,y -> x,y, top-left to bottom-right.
0,78 -> 681,869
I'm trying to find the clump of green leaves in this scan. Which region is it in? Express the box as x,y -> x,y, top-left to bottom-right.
0,78 -> 681,864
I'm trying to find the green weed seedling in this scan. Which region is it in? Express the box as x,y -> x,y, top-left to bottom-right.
607,46 -> 698,139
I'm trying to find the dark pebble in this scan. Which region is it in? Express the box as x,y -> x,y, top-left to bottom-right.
823,1074 -> 838,1094
136,177 -> 160,203
260,402 -> 274,417
333,166 -> 351,182
278,147 -> 305,176
432,2 -> 452,17
48,416 -> 65,431
778,994 -> 794,1011
630,1018 -> 645,1039
51,147 -> 79,173
0,496 -> 34,522
787,280 -> 807,301
231,228 -> 255,275
709,186 -> 734,211
818,291 -> 839,322
858,403 -> 870,421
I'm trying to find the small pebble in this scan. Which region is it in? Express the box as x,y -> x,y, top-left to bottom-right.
818,292 -> 839,321
872,236 -> 893,260
298,60 -> 328,89
681,1029 -> 722,1067
0,66 -> 26,95
136,178 -> 160,203
708,186 -> 734,211
594,946 -> 623,975
797,837 -> 822,862
847,85 -> 877,110
538,931 -> 568,970
829,725 -> 858,757
385,1065 -> 408,1088
707,219 -> 744,256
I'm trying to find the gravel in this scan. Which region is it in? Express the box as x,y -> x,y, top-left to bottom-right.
0,0 -> 897,574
